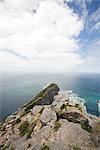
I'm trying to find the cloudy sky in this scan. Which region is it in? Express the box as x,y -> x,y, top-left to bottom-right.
0,0 -> 100,73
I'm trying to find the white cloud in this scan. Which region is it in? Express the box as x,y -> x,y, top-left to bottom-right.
0,0 -> 84,73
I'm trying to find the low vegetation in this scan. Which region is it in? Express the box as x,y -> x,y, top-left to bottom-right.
19,121 -> 34,138
19,121 -> 29,136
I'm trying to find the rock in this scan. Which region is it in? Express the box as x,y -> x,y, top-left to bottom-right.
32,105 -> 43,116
54,91 -> 69,102
59,111 -> 89,124
40,107 -> 57,124
0,84 -> 100,150
91,122 -> 100,148
34,125 -> 52,140
25,83 -> 59,110
53,101 -> 66,113
48,120 -> 95,150
32,144 -> 41,150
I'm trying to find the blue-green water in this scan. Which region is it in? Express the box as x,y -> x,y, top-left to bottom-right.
0,73 -> 100,121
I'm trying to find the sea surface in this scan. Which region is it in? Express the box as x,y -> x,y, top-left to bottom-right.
0,73 -> 100,121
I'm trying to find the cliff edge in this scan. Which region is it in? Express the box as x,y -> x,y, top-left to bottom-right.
0,84 -> 100,150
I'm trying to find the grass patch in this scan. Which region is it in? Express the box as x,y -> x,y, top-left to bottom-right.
19,121 -> 29,136
54,121 -> 61,132
19,121 -> 33,138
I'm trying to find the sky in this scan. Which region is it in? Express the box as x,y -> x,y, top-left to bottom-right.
0,0 -> 100,74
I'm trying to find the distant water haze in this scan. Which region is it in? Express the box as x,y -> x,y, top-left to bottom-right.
0,72 -> 100,121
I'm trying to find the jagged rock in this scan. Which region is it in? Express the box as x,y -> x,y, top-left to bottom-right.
0,84 -> 100,150
48,119 -> 96,150
40,107 -> 57,124
52,101 -> 67,113
32,105 -> 43,116
59,111 -> 89,124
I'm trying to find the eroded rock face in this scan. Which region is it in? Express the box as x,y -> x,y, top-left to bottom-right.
25,83 -> 59,110
59,111 -> 88,124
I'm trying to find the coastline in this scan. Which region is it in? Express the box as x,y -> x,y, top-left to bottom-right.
0,84 -> 100,150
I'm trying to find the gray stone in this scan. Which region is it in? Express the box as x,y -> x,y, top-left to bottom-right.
32,105 -> 43,116
32,144 -> 41,150
48,120 -> 95,150
40,107 -> 57,124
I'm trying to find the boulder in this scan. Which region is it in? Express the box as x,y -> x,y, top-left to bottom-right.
32,105 -> 43,116
48,120 -> 95,150
40,107 -> 57,124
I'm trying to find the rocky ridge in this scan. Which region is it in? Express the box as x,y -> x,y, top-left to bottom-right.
0,83 -> 100,150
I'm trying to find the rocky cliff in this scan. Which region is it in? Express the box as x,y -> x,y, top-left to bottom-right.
0,84 -> 100,150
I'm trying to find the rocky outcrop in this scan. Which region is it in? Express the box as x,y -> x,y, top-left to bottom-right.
25,83 -> 59,111
0,84 -> 100,150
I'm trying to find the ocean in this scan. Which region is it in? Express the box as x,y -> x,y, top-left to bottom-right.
0,73 -> 100,121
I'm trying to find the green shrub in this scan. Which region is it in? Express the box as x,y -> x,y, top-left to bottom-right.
54,121 -> 61,131
19,121 -> 29,136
